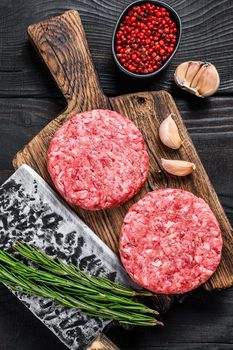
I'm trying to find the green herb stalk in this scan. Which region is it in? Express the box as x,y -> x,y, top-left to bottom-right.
0,243 -> 163,327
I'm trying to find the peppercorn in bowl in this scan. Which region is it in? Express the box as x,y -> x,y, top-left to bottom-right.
112,0 -> 182,78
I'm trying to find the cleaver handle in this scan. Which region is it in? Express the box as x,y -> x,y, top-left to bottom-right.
28,10 -> 109,112
86,334 -> 120,350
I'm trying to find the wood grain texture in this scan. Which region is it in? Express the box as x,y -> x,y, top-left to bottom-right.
0,0 -> 233,350
0,0 -> 233,98
27,9 -> 108,111
107,289 -> 233,348
3,284 -> 233,350
0,1 -> 233,350
12,10 -> 233,293
86,334 -> 120,350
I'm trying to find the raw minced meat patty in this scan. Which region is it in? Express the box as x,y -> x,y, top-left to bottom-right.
119,188 -> 222,294
47,109 -> 149,210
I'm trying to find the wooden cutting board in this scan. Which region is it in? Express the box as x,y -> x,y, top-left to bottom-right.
13,8 -> 233,312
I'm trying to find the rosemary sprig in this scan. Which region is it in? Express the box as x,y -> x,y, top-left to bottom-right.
0,243 -> 163,327
14,242 -> 153,297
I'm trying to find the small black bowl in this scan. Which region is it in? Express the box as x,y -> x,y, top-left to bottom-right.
112,0 -> 182,78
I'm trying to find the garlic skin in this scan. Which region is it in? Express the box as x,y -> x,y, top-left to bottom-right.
159,114 -> 182,149
161,158 -> 196,176
174,61 -> 220,97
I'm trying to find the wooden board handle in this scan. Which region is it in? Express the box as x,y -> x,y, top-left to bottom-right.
86,334 -> 120,350
28,10 -> 108,111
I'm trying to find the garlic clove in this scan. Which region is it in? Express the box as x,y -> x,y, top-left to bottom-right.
174,61 -> 220,98
185,61 -> 202,85
193,63 -> 220,97
174,61 -> 189,86
159,114 -> 182,150
161,158 -> 196,176
190,64 -> 206,89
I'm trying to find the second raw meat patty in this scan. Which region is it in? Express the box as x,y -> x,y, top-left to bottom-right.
47,109 -> 149,210
119,188 -> 222,294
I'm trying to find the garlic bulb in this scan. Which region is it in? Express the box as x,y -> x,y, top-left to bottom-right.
161,158 -> 196,176
159,114 -> 182,149
174,61 -> 220,97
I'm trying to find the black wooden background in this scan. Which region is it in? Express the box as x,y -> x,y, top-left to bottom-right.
0,0 -> 233,349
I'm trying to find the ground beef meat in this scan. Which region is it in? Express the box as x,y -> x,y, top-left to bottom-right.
47,109 -> 149,210
119,188 -> 222,294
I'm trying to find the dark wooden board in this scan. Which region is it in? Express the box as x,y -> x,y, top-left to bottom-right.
1,94 -> 231,350
0,0 -> 233,98
0,1 -> 233,350
107,288 -> 233,349
12,10 -> 233,293
1,282 -> 233,350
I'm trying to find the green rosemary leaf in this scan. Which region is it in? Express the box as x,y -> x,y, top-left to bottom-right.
0,243 -> 162,327
14,242 -> 154,297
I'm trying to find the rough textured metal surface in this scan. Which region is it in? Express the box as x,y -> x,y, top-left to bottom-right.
0,165 -> 133,350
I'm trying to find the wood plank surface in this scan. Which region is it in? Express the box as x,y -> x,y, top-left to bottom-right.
13,10 -> 233,292
0,1 -> 233,350
0,0 -> 233,98
2,282 -> 233,350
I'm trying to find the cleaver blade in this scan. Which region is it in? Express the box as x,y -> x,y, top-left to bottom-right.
0,165 -> 135,350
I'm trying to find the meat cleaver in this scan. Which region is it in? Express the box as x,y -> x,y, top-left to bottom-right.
0,165 -> 137,349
